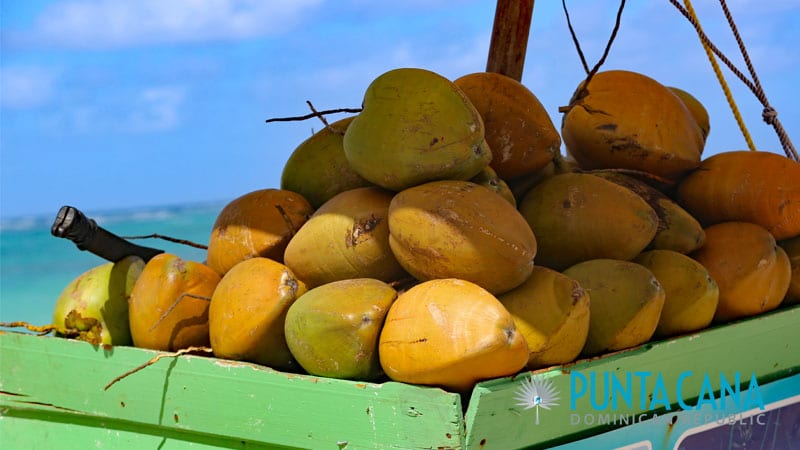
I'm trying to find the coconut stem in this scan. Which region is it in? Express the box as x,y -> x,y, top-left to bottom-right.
149,293 -> 212,332
104,346 -> 213,391
0,321 -> 79,337
122,233 -> 207,250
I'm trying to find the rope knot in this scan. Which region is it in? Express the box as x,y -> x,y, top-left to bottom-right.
762,106 -> 777,125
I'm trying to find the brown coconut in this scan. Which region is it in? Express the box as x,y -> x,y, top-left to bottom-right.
454,71 -> 560,180
518,172 -> 659,271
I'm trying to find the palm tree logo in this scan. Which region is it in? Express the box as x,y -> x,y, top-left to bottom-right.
514,374 -> 561,424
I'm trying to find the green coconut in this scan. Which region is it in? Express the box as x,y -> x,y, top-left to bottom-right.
283,186 -> 407,288
52,255 -> 144,346
343,68 -> 491,191
284,278 -> 397,380
280,116 -> 373,209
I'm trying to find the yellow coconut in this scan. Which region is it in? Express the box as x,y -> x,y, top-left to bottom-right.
283,187 -> 407,288
497,266 -> 590,368
209,257 -> 307,371
378,278 -> 528,392
563,259 -> 665,357
594,171 -> 705,254
388,180 -> 536,294
634,250 -> 719,338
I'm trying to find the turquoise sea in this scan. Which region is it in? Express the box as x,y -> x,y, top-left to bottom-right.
0,202 -> 225,329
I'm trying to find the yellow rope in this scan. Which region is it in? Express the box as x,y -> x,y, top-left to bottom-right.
683,0 -> 757,151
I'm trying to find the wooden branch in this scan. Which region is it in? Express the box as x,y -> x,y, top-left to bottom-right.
486,0 -> 536,81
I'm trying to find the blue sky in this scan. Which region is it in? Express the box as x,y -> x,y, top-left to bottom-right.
1,0 -> 798,219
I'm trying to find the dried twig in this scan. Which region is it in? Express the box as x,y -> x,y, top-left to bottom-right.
265,107 -> 362,124
305,100 -> 331,129
562,0 -> 627,103
122,234 -> 208,250
149,293 -> 212,332
275,205 -> 302,237
104,346 -> 214,391
0,321 -> 79,337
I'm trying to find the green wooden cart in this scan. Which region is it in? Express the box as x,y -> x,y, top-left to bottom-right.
2,304 -> 797,449
3,2 -> 799,448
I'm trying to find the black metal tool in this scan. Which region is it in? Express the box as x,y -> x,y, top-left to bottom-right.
51,205 -> 164,263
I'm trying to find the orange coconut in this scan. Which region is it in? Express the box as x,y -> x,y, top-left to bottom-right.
676,150 -> 800,241
207,189 -> 313,275
128,253 -> 220,351
778,236 -> 800,305
690,222 -> 791,323
561,70 -> 703,182
209,257 -> 307,371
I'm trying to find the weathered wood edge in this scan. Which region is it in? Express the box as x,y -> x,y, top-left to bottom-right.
0,332 -> 465,449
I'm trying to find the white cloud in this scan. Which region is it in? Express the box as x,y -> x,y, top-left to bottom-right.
42,85 -> 187,134
10,0 -> 323,49
126,86 -> 187,132
0,66 -> 58,109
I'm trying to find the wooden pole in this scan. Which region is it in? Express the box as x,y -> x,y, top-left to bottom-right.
486,0 -> 535,81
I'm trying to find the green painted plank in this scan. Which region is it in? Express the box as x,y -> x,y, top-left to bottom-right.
462,304 -> 800,450
1,409 -> 286,449
0,332 -> 464,449
2,305 -> 798,449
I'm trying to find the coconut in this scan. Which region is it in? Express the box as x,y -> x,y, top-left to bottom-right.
283,186 -> 406,288
518,172 -> 658,270
388,180 -> 536,294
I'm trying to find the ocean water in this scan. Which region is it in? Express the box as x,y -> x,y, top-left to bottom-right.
0,202 -> 224,329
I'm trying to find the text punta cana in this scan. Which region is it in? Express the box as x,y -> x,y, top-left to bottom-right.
569,370 -> 765,412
